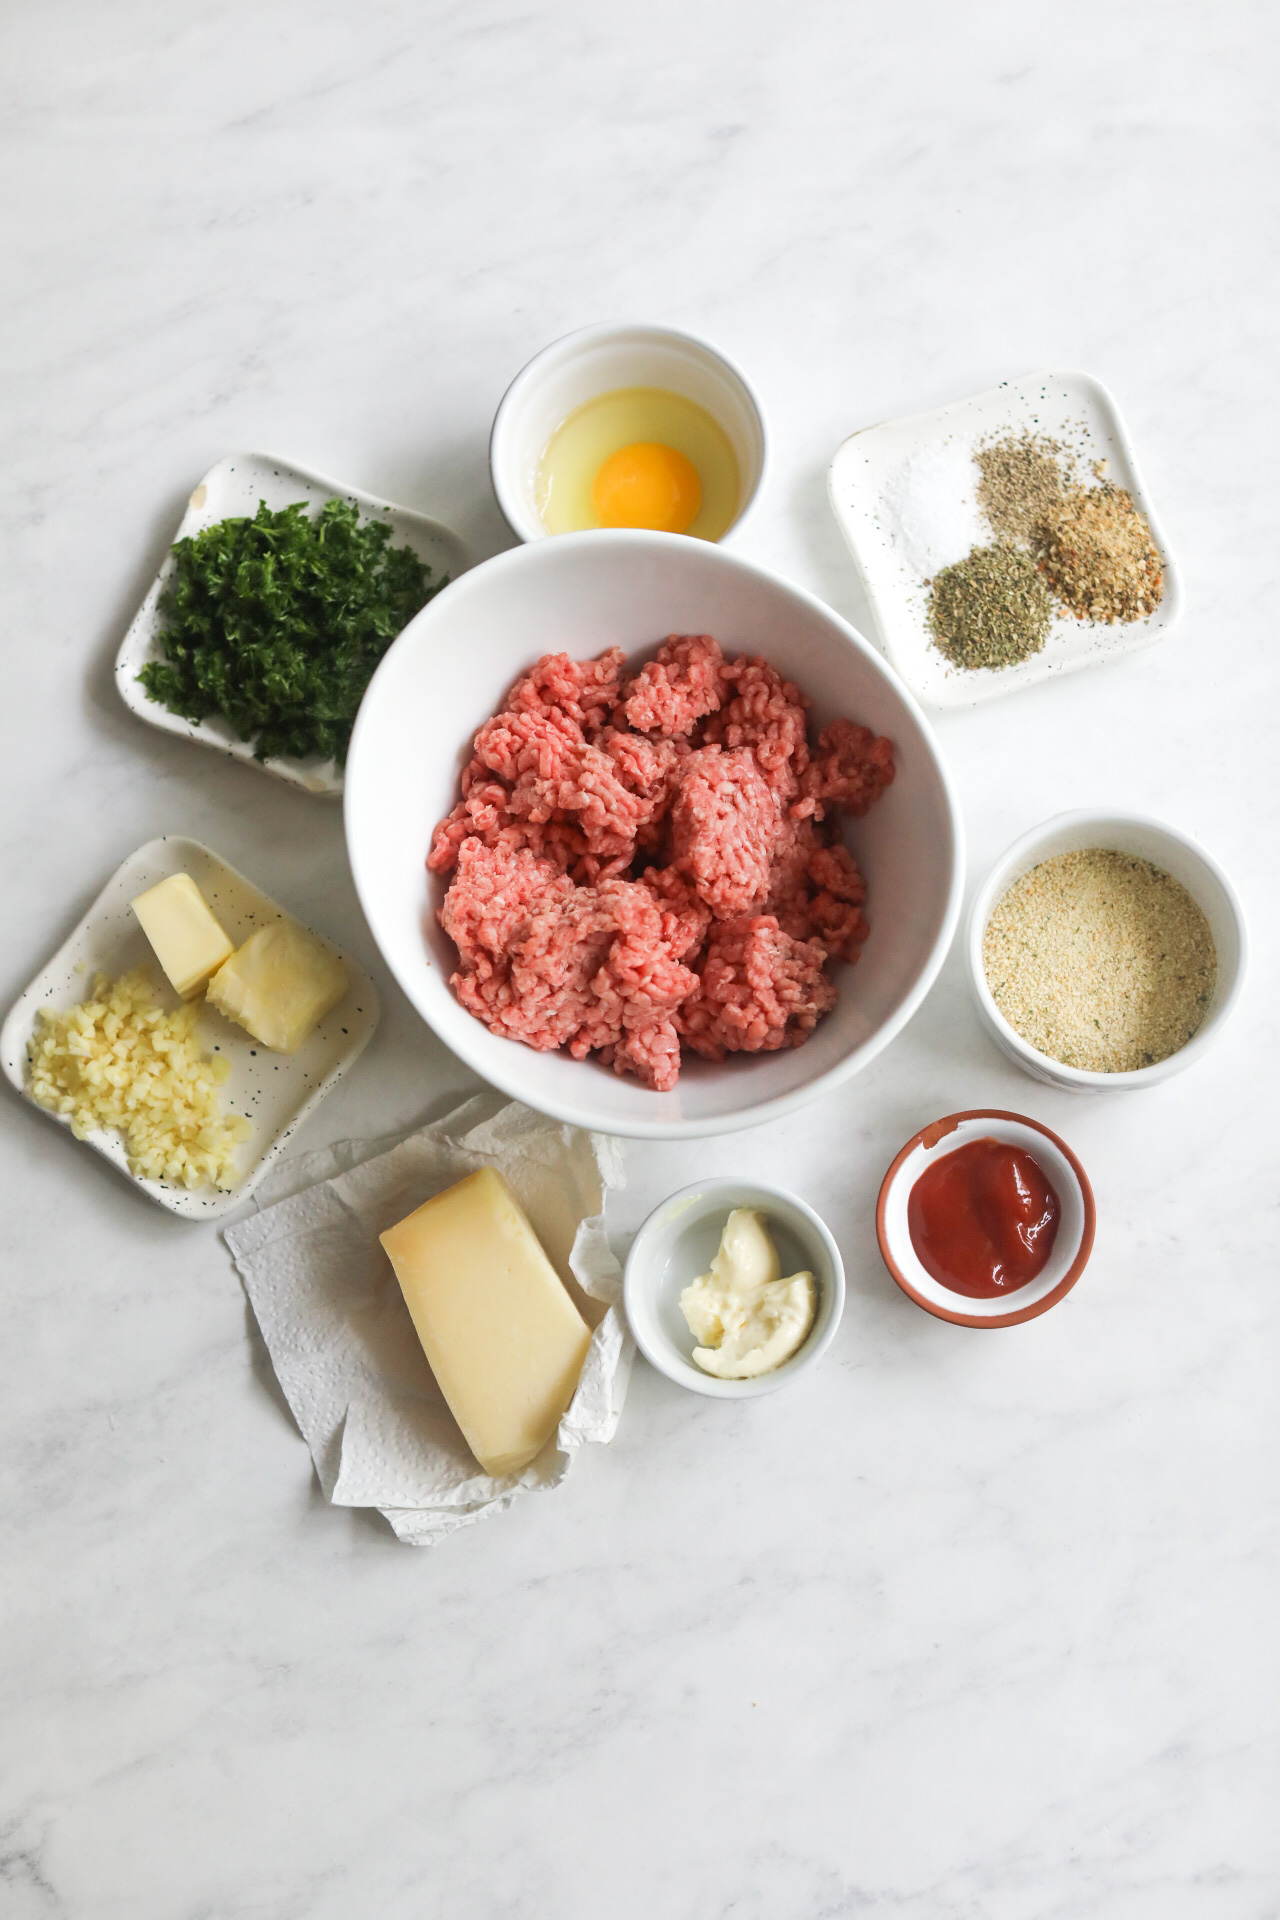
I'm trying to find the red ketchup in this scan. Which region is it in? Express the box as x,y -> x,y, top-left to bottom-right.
907,1137 -> 1060,1298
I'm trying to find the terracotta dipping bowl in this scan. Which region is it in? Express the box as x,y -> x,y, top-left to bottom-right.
876,1109 -> 1096,1328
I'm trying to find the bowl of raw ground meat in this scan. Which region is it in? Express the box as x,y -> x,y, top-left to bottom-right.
345,530 -> 963,1139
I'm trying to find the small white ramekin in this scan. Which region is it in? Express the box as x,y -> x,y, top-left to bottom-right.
489,323 -> 767,545
967,809 -> 1248,1092
877,1110 -> 1096,1329
623,1178 -> 844,1400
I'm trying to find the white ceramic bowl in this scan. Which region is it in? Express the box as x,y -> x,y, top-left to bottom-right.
876,1110 -> 1095,1329
624,1178 -> 845,1398
490,323 -> 767,544
967,809 -> 1248,1092
344,530 -> 964,1140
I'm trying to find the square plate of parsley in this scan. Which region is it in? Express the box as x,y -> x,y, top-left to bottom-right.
116,452 -> 472,794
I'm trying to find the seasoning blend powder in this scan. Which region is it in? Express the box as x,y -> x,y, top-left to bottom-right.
983,850 -> 1217,1072
1039,482 -> 1164,622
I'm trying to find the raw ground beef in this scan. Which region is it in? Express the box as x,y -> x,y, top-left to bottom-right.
670,747 -> 779,917
679,915 -> 838,1060
622,633 -> 726,736
428,636 -> 894,1090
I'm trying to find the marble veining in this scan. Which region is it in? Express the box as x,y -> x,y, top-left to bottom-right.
1,2 -> 1276,1915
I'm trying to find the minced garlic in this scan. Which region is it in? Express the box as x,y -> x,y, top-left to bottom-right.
26,969 -> 251,1188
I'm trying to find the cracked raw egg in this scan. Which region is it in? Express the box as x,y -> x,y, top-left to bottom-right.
536,386 -> 740,540
592,442 -> 701,532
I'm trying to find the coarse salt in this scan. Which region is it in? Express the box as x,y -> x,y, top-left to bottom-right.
881,439 -> 986,580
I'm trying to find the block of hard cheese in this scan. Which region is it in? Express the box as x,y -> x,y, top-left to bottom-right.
379,1167 -> 592,1479
130,872 -> 234,999
207,920 -> 348,1053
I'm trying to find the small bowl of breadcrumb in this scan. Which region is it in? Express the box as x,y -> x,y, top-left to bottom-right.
968,809 -> 1247,1092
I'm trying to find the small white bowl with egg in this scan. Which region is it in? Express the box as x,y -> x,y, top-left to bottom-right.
623,1179 -> 845,1399
490,322 -> 767,544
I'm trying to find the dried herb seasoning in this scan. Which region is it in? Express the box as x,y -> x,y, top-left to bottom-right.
138,497 -> 441,765
926,542 -> 1052,671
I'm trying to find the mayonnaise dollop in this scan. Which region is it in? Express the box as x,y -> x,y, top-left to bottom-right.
680,1208 -> 817,1379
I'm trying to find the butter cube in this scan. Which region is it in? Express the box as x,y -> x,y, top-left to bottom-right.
380,1167 -> 592,1479
206,920 -> 348,1052
130,872 -> 235,1000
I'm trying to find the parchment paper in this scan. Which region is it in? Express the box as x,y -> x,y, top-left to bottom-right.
223,1093 -> 632,1545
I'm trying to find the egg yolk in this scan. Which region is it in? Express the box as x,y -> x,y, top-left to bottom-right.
591,442 -> 702,533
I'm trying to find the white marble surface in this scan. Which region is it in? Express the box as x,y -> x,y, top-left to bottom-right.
2,3 -> 1276,1913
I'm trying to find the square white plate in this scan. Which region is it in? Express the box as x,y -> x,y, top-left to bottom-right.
827,369 -> 1184,709
2,838 -> 380,1218
115,451 -> 472,794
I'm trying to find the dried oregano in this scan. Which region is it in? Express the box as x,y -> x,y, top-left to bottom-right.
927,543 -> 1052,670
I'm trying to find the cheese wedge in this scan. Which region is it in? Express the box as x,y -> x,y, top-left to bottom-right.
207,920 -> 347,1053
130,872 -> 234,1000
380,1168 -> 592,1479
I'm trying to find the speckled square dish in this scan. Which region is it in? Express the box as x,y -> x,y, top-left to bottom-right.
827,369 -> 1183,709
115,451 -> 471,795
1,838 -> 380,1218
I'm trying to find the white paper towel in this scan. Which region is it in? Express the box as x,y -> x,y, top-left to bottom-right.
223,1092 -> 632,1545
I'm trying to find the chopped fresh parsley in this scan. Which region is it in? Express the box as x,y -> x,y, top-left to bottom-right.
138,497 -> 442,766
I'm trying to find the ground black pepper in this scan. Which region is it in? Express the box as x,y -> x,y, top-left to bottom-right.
975,434 -> 1068,545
